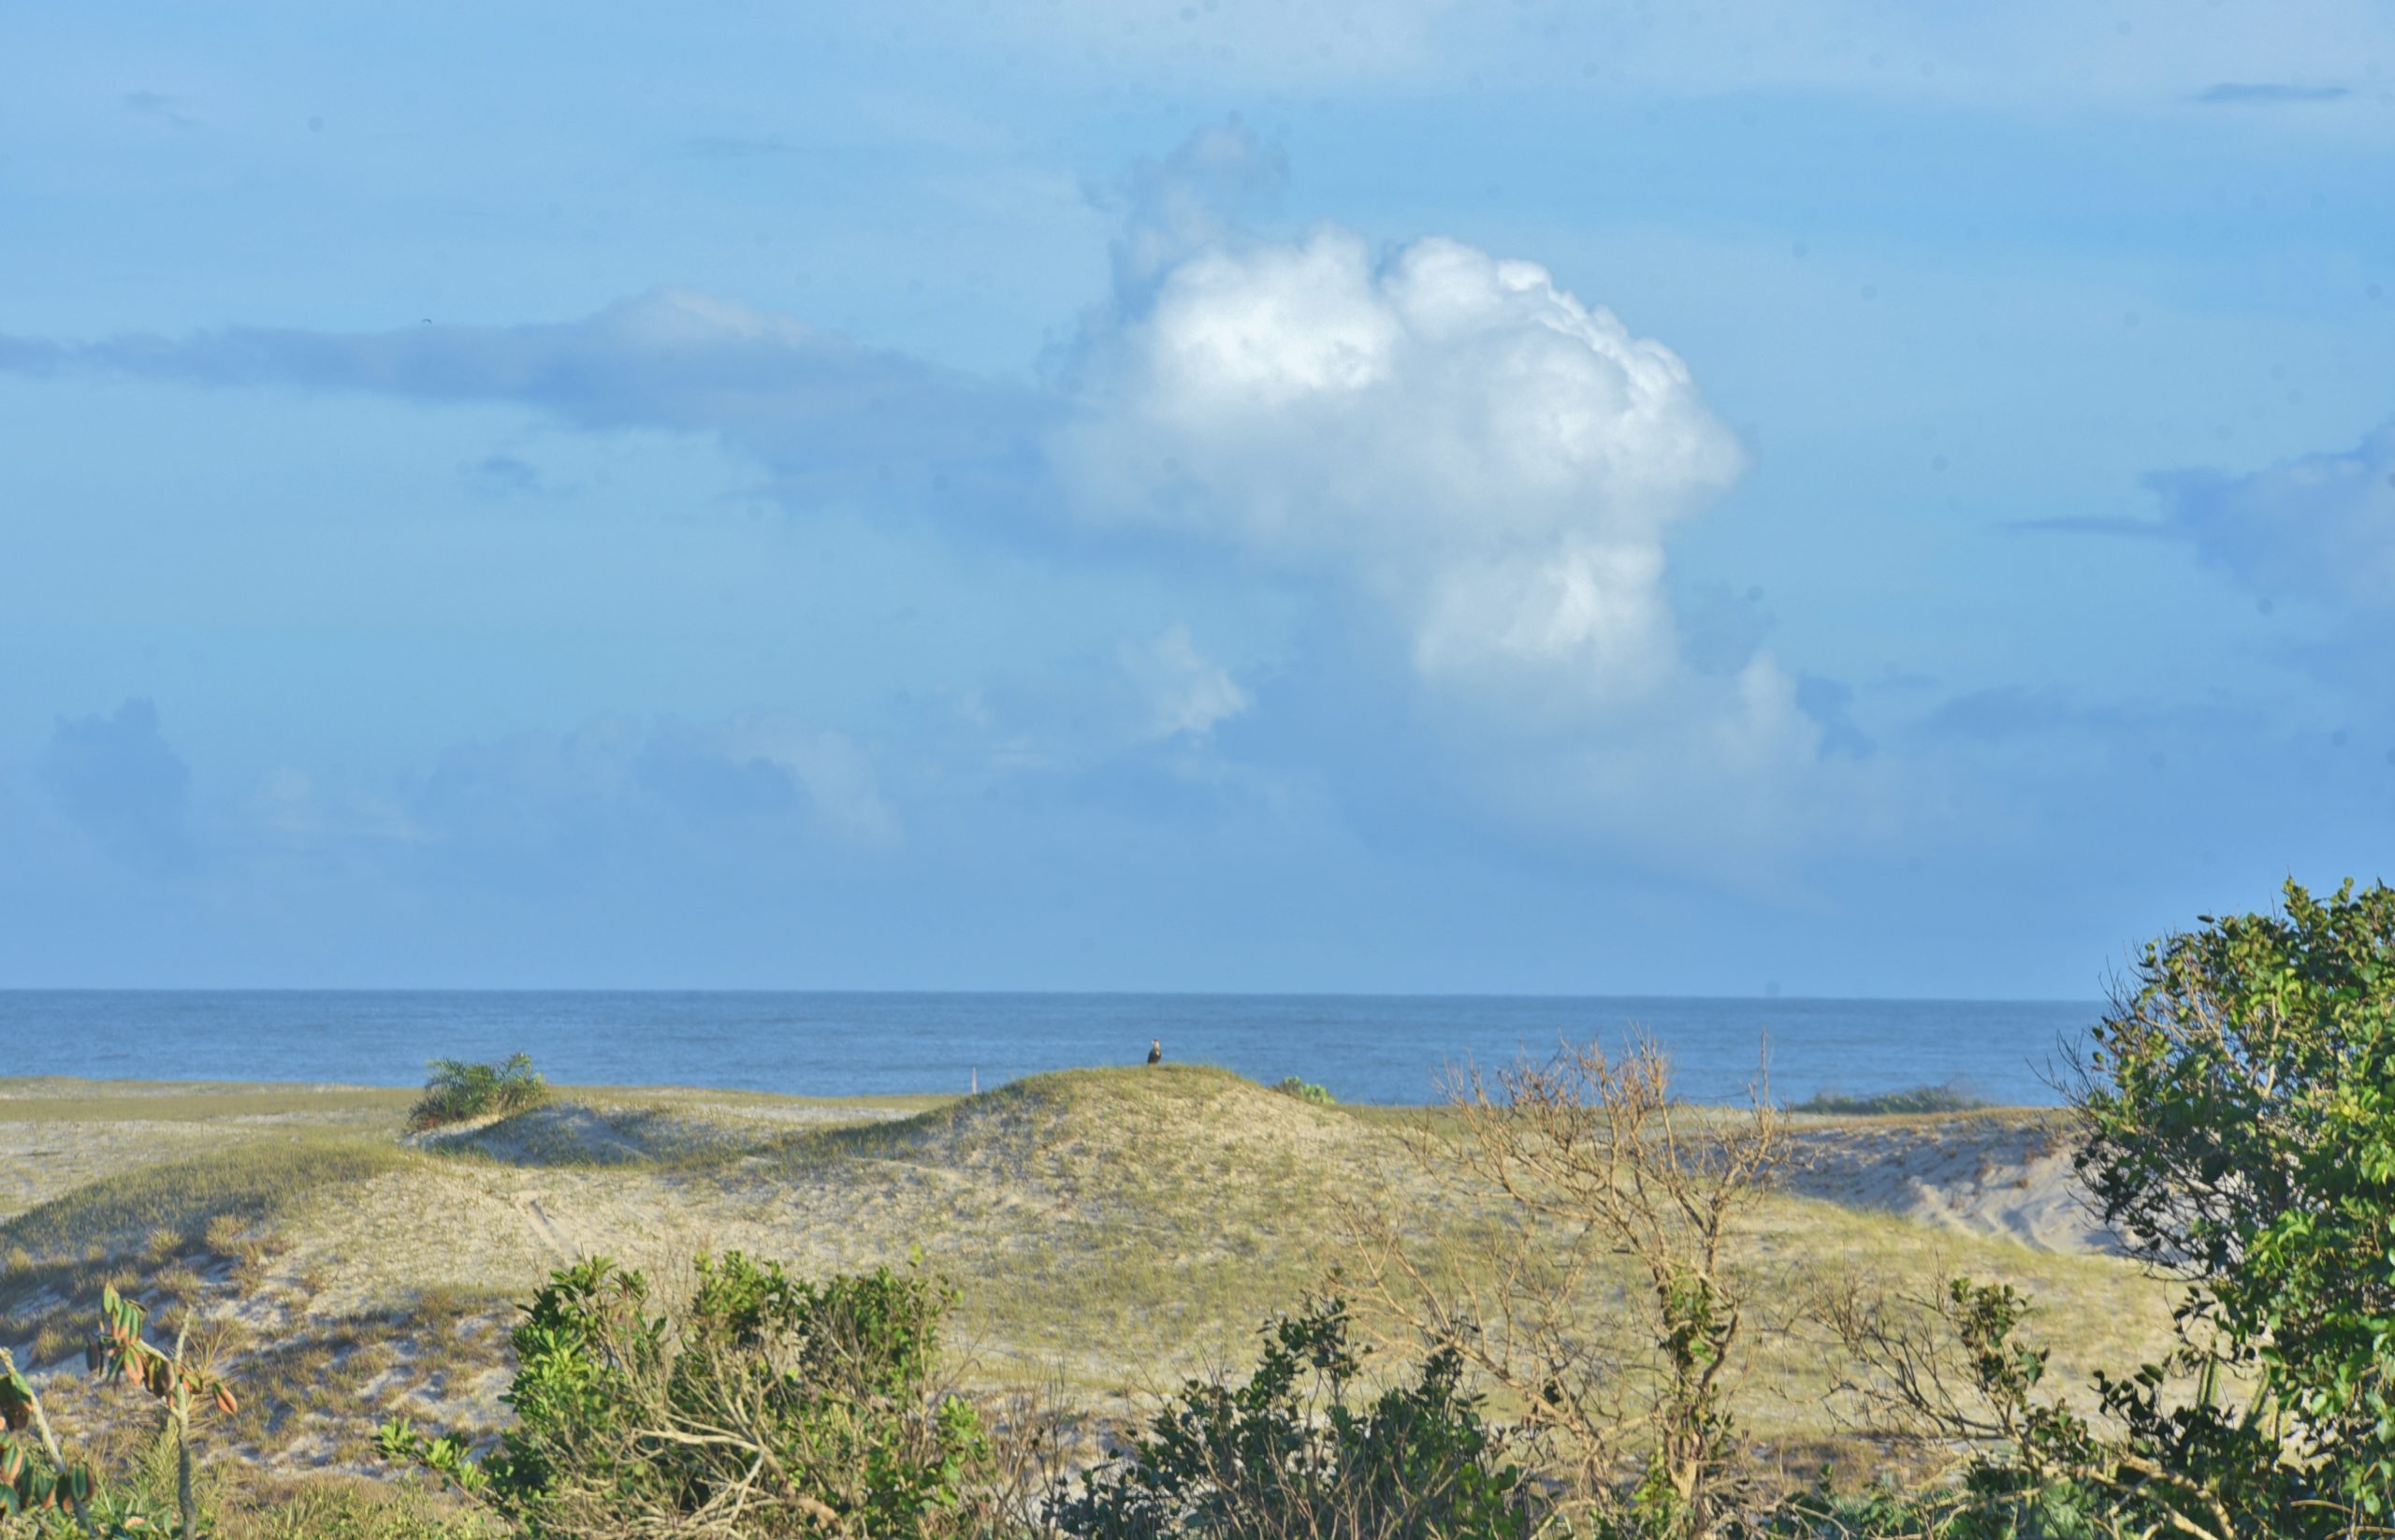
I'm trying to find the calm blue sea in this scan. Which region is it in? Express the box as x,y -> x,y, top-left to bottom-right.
0,993 -> 2097,1107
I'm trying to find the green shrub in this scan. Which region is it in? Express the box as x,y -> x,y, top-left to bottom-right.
1787,1082 -> 1989,1116
1050,1293 -> 1534,1540
2073,878 -> 2395,1522
1270,1077 -> 1335,1107
382,1252 -> 994,1539
409,1055 -> 549,1131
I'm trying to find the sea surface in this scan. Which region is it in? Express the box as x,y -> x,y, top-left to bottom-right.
0,993 -> 2097,1107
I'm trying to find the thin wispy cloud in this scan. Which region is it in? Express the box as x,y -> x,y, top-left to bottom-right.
0,291 -> 1050,520
2195,81 -> 2350,105
0,125 -> 2004,879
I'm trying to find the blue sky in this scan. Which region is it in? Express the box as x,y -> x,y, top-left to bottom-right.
4,1 -> 2392,994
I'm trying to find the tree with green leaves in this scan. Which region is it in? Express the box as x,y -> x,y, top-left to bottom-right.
2076,878 -> 2395,1520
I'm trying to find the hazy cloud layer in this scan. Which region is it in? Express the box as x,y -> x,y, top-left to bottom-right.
6,117 -> 2385,938
1,126 -> 1847,874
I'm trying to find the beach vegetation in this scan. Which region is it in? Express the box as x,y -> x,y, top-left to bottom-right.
1051,1291 -> 1535,1539
1270,1077 -> 1336,1107
2074,878 -> 2395,1522
1343,1033 -> 1789,1538
381,1252 -> 1000,1539
1786,1082 -> 1991,1117
409,1057 -> 549,1133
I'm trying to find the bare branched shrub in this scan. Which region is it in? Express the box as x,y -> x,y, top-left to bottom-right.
1340,1033 -> 1787,1538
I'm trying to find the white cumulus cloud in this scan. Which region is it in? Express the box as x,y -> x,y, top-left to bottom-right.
1047,202 -> 1897,874
1056,224 -> 1753,717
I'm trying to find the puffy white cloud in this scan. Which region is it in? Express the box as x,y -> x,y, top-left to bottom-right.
1056,223 -> 1759,726
1044,206 -> 1896,876
1063,232 -> 1740,559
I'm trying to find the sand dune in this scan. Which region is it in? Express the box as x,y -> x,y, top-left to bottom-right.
1783,1112 -> 2124,1255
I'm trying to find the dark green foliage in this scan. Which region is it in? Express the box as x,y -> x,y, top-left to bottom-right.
1270,1079 -> 1335,1108
409,1055 -> 549,1131
1786,1083 -> 1990,1116
382,1252 -> 991,1539
2077,879 -> 2395,1518
1930,1275 -> 2343,1540
1050,1294 -> 1533,1540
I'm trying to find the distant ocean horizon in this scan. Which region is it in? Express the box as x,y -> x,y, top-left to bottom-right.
0,992 -> 2098,1107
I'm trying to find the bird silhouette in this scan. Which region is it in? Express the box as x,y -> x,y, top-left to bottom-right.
1146,1039 -> 1163,1067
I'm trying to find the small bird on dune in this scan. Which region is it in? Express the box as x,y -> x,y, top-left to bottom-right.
1147,1039 -> 1163,1066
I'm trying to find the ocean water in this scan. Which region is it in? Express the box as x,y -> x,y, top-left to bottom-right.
0,992 -> 2097,1107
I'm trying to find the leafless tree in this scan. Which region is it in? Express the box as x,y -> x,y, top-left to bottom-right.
1341,1032 -> 1788,1538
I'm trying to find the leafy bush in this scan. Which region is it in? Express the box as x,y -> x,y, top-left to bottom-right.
1787,1082 -> 1990,1116
409,1055 -> 549,1131
1808,881 -> 2395,1538
1051,1293 -> 1533,1540
1270,1078 -> 1335,1107
2072,878 -> 2395,1522
383,1252 -> 995,1539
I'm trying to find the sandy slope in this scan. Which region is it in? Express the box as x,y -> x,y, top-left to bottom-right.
1782,1111 -> 2124,1255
